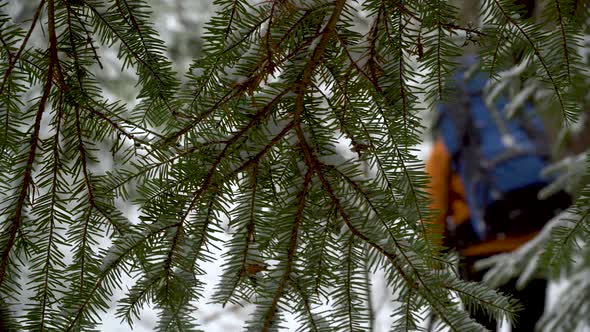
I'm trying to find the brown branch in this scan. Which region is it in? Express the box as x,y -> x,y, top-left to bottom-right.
167,29 -> 320,147
0,63 -> 50,284
232,121 -> 295,175
64,0 -> 91,87
178,88 -> 290,217
382,0 -> 489,38
334,32 -> 380,91
74,107 -> 107,218
188,192 -> 219,276
47,4 -> 67,90
223,0 -> 240,42
162,220 -> 184,300
0,0 -> 57,289
0,131 -> 41,281
76,106 -> 127,235
85,106 -> 152,146
71,8 -> 103,69
0,0 -> 46,94
39,91 -> 64,330
367,3 -> 384,91
0,34 -> 11,52
441,22 -> 489,37
285,2 -> 459,326
397,12 -> 409,131
159,96 -> 293,294
436,16 -> 443,100
261,167 -> 313,332
265,2 -> 277,75
313,205 -> 336,295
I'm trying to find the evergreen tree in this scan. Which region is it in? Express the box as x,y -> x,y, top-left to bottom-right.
0,0 -> 587,330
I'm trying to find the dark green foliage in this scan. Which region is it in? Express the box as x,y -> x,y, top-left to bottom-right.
0,0 -> 588,331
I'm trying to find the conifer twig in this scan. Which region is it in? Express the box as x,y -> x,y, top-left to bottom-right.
0,0 -> 57,289
0,0 -> 46,94
261,167 -> 313,332
493,0 -> 568,123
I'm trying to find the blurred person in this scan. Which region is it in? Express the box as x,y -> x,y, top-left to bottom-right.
424,0 -> 579,330
425,54 -> 572,331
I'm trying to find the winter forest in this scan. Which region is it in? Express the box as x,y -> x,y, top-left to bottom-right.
0,0 -> 589,331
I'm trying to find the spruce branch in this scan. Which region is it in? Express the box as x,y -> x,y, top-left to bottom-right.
68,3 -> 103,69
64,0 -> 91,87
334,32 -> 380,91
492,0 -> 568,123
37,91 -> 65,331
286,0 -> 421,302
435,8 -> 444,100
168,28 -> 322,146
186,13 -> 272,111
260,167 -> 313,332
179,88 -> 290,221
395,14 -> 410,130
232,121 -> 295,175
65,245 -> 132,330
375,0 -> 482,41
76,209 -> 92,294
12,56 -> 161,144
290,275 -> 323,332
84,1 -> 176,112
0,0 -> 46,95
489,23 -> 507,76
220,164 -> 259,307
344,236 -> 356,331
85,106 -> 151,146
367,3 -> 385,87
0,71 -> 49,285
117,0 -> 151,51
158,93 -> 294,309
0,0 -> 586,329
223,0 -> 241,42
543,208 -> 590,272
553,0 -> 572,83
0,0 -> 60,288
140,114 -> 290,206
75,106 -> 124,234
295,90 -> 460,331
444,283 -> 520,321
48,0 -> 67,90
312,204 -> 336,295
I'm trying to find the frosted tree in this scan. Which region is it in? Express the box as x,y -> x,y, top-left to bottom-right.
0,0 -> 587,331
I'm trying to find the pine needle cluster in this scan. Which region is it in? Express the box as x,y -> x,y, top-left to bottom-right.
0,0 -> 587,331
